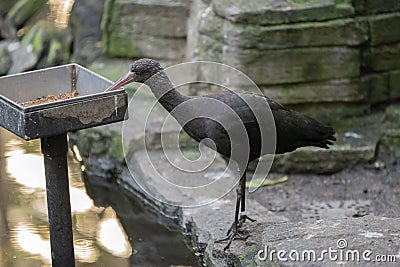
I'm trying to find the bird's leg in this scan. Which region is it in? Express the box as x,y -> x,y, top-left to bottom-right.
216,168 -> 255,250
226,178 -> 244,236
239,170 -> 256,224
228,171 -> 255,234
241,170 -> 246,212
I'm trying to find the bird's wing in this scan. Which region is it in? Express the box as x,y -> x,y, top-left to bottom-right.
205,90 -> 335,154
204,90 -> 277,126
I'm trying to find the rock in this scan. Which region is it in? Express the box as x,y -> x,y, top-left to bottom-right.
105,31 -> 187,60
69,0 -> 105,65
266,145 -> 376,174
211,0 -> 354,25
185,0 -> 208,59
0,15 -> 17,40
0,0 -> 15,16
42,39 -> 69,67
365,43 -> 400,72
197,33 -> 361,85
250,113 -> 382,173
88,57 -> 137,81
389,70 -> 400,100
287,102 -> 370,124
22,20 -> 72,69
362,73 -> 390,104
380,129 -> 400,159
0,42 -> 11,75
200,12 -> 367,50
384,104 -> 400,129
6,41 -> 37,74
352,0 -> 400,15
102,0 -> 190,60
6,0 -> 47,28
369,13 -> 400,46
200,44 -> 361,85
364,71 -> 400,104
262,78 -> 367,105
261,216 -> 400,266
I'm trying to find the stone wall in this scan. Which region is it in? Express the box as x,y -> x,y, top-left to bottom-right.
101,0 -> 400,123
102,0 -> 192,60
186,0 -> 400,123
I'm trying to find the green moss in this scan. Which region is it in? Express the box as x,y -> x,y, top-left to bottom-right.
109,134 -> 124,161
101,0 -> 115,55
7,0 -> 47,27
47,40 -> 62,65
238,245 -> 258,266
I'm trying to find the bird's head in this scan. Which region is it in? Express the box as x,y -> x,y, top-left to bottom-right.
105,58 -> 163,91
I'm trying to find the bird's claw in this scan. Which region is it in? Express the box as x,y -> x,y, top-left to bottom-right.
226,214 -> 255,236
216,214 -> 256,251
217,230 -> 249,251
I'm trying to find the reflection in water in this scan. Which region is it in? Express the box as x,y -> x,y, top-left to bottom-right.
0,129 -> 199,266
0,129 -> 132,266
74,238 -> 99,263
98,208 -> 131,258
14,224 -> 51,263
70,187 -> 93,213
7,153 -> 46,191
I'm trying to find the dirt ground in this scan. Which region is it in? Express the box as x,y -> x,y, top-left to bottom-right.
251,153 -> 400,223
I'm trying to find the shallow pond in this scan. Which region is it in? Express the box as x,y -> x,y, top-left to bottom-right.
0,129 -> 199,266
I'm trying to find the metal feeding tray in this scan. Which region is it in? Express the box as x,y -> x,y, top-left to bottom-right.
0,64 -> 128,140
0,63 -> 128,267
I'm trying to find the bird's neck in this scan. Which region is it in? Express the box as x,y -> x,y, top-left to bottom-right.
145,72 -> 189,113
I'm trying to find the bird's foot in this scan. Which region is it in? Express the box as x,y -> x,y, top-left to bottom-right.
226,214 -> 255,236
216,215 -> 256,251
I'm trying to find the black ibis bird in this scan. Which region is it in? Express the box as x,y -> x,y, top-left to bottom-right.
105,58 -> 336,249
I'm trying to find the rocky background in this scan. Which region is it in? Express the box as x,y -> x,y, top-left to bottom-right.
1,1 -> 400,265
1,0 -> 398,172
1,0 -> 399,122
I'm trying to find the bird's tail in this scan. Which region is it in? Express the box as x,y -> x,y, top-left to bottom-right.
296,116 -> 336,150
274,108 -> 337,154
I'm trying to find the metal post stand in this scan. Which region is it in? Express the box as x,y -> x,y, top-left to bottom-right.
41,134 -> 75,267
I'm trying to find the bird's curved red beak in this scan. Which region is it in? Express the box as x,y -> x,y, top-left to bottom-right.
105,71 -> 136,92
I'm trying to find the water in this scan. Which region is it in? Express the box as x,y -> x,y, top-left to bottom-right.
0,128 -> 199,267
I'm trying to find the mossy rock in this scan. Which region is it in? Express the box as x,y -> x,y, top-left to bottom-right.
212,0 -> 354,25
105,31 -> 186,60
250,112 -> 382,173
384,104 -> 400,129
102,0 -> 189,60
352,0 -> 400,15
262,78 -> 367,105
369,13 -> 400,46
198,38 -> 360,85
389,70 -> 400,100
0,0 -> 15,16
364,43 -> 400,72
0,42 -> 11,75
6,0 -> 47,27
362,73 -> 390,104
200,12 -> 367,50
0,16 -> 17,39
380,129 -> 400,158
22,20 -> 72,68
267,144 -> 376,174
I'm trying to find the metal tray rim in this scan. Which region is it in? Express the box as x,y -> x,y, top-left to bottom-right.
0,63 -> 125,113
